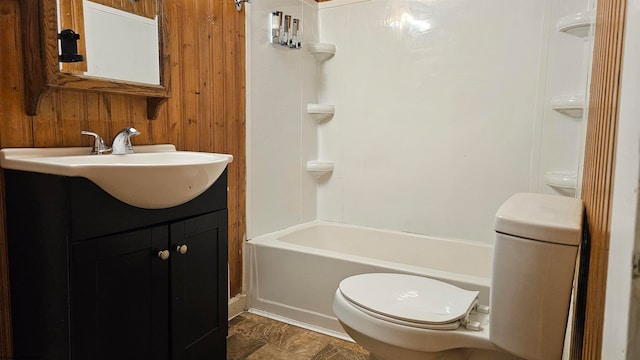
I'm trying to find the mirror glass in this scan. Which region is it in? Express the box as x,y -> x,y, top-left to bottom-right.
57,0 -> 161,85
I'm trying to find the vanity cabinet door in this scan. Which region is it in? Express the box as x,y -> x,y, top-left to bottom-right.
70,227 -> 170,360
5,170 -> 229,359
170,210 -> 228,360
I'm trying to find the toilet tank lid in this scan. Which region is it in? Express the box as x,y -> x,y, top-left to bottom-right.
494,193 -> 583,246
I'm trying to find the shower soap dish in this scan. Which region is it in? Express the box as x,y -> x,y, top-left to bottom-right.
550,95 -> 585,118
545,170 -> 577,189
308,43 -> 336,62
306,160 -> 334,178
557,12 -> 594,38
307,104 -> 335,122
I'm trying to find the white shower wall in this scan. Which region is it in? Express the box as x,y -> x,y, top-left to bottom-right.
247,0 -> 320,239
248,0 -> 591,244
536,0 -> 595,197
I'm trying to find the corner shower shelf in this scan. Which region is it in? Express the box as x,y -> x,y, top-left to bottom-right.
307,104 -> 335,122
551,95 -> 585,118
308,43 -> 336,62
545,170 -> 577,190
557,12 -> 594,38
306,160 -> 334,178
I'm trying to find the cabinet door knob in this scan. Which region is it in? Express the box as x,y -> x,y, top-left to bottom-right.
157,250 -> 170,261
176,244 -> 188,255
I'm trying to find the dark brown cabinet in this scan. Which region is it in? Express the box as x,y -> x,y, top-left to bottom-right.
5,169 -> 228,360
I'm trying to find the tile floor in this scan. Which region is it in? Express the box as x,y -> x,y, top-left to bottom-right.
227,312 -> 369,360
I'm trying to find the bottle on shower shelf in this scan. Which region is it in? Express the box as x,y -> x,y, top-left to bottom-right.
281,15 -> 291,45
271,11 -> 282,44
290,19 -> 301,49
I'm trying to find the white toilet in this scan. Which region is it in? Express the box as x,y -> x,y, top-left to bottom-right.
333,193 -> 583,360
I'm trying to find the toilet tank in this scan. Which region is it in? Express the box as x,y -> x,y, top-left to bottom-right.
489,193 -> 583,360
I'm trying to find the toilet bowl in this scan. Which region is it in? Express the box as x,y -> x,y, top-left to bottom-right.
333,193 -> 583,360
333,274 -> 517,360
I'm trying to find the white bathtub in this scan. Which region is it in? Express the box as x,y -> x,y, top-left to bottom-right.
246,221 -> 493,338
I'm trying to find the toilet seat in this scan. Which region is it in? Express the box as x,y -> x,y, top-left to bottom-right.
338,273 -> 479,330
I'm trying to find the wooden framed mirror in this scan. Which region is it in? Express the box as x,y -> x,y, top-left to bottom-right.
21,0 -> 169,120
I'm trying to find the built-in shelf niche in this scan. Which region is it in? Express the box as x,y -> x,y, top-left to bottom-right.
557,12 -> 594,38
551,95 -> 585,118
306,160 -> 334,178
308,43 -> 336,62
307,104 -> 335,122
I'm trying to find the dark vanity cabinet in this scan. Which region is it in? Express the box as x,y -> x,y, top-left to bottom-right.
4,169 -> 229,360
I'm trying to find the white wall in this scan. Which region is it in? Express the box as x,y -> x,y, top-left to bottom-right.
247,0 -> 319,239
316,0 -> 589,243
602,0 -> 640,357
248,0 -> 591,244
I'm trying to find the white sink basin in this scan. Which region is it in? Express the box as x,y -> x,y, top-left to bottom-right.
0,145 -> 233,209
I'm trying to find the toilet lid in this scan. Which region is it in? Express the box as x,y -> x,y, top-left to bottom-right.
339,273 -> 479,325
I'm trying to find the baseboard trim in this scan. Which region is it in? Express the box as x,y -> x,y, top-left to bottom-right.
228,294 -> 247,320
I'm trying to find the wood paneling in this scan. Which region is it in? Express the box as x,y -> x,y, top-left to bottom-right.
572,0 -> 627,358
58,0 -> 87,74
0,0 -> 245,357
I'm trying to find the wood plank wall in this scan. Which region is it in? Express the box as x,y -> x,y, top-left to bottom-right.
574,0 -> 627,358
58,0 -> 88,74
90,0 -> 157,19
0,0 -> 245,357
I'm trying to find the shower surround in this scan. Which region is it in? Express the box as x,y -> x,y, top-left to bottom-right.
248,0 -> 592,243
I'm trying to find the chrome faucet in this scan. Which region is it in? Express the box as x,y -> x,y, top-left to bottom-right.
111,127 -> 141,155
81,131 -> 111,155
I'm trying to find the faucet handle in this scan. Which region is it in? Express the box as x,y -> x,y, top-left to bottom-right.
81,131 -> 111,155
